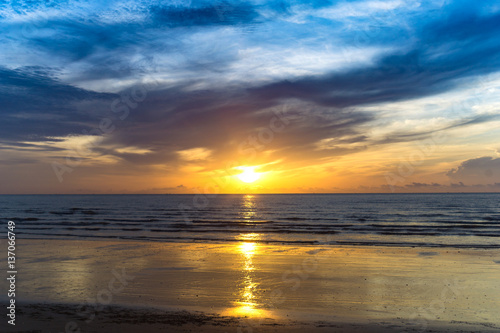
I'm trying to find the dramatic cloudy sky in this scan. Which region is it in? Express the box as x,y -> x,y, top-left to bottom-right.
1,0 -> 500,193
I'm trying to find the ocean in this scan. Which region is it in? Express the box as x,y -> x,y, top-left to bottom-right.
2,193 -> 500,248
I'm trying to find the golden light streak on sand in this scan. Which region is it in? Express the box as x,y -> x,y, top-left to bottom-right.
224,230 -> 273,318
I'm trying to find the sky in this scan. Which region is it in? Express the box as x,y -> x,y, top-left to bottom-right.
1,0 -> 500,194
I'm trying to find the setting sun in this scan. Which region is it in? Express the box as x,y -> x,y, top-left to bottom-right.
236,167 -> 261,183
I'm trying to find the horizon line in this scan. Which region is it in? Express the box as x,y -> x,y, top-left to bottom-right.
1,192 -> 500,195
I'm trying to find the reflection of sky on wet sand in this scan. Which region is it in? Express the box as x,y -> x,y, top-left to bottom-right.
10,234 -> 500,326
224,194 -> 272,318
225,241 -> 262,317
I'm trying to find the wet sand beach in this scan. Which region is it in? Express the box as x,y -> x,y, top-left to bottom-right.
2,239 -> 500,332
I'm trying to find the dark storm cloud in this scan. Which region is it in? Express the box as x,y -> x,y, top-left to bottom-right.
0,66 -> 102,101
0,66 -> 115,141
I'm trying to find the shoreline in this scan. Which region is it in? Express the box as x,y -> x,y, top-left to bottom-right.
2,239 -> 500,332
6,301 -> 500,333
16,235 -> 500,249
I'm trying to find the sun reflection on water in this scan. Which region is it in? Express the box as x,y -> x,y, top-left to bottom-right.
227,238 -> 270,317
240,194 -> 256,220
224,196 -> 272,318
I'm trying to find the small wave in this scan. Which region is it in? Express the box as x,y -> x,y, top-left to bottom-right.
416,213 -> 449,217
24,209 -> 44,214
50,211 -> 75,215
483,216 -> 500,221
